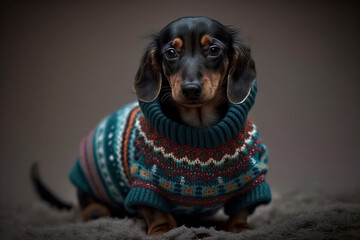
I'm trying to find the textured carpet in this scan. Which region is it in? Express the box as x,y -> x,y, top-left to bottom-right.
1,190 -> 360,240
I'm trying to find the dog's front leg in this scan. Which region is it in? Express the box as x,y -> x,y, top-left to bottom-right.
139,206 -> 177,236
227,209 -> 251,233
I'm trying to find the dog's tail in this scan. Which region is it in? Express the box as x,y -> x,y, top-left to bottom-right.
31,162 -> 73,210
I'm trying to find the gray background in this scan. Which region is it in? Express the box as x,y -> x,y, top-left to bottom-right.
1,0 -> 359,205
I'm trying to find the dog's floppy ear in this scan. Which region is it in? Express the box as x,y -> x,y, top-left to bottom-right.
227,40 -> 256,104
134,46 -> 162,102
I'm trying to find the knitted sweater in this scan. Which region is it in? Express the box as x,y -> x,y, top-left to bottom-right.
70,82 -> 271,216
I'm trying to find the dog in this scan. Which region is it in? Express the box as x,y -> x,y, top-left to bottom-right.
32,16 -> 271,236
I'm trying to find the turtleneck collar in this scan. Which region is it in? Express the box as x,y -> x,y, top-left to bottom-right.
138,81 -> 257,149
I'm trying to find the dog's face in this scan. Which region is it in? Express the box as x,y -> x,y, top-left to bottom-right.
159,18 -> 230,107
134,16 -> 256,108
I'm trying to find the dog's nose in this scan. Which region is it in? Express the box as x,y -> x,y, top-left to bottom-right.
181,83 -> 202,98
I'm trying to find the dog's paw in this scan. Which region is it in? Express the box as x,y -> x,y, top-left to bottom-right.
140,207 -> 177,236
82,203 -> 111,221
147,223 -> 173,236
227,222 -> 252,233
226,209 -> 252,233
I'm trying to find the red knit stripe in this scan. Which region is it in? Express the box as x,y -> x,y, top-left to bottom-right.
138,116 -> 255,163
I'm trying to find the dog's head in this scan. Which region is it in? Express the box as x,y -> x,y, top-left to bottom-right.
134,17 -> 256,107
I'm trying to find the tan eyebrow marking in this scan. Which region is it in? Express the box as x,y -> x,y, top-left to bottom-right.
172,38 -> 183,49
201,34 -> 212,47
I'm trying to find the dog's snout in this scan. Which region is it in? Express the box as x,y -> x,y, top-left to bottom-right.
181,83 -> 202,98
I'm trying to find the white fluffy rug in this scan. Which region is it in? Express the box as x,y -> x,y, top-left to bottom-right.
1,190 -> 360,240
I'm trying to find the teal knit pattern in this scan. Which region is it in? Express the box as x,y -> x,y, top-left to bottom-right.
69,81 -> 271,216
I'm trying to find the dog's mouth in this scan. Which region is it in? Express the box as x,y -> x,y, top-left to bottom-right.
174,99 -> 212,108
178,102 -> 206,108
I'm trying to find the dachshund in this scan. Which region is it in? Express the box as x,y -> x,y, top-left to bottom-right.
134,17 -> 255,129
32,17 -> 270,236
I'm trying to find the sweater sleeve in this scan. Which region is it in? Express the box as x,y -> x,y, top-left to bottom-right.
224,181 -> 271,216
224,140 -> 271,216
124,187 -> 171,213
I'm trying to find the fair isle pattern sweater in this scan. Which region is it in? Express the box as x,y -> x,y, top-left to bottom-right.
70,82 -> 271,216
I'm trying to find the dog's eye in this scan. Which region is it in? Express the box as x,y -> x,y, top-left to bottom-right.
209,46 -> 221,57
165,48 -> 178,60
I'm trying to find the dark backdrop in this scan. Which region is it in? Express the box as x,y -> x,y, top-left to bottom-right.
1,0 -> 359,204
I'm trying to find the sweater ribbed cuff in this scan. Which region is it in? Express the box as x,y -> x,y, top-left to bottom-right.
124,187 -> 171,213
224,182 -> 271,216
